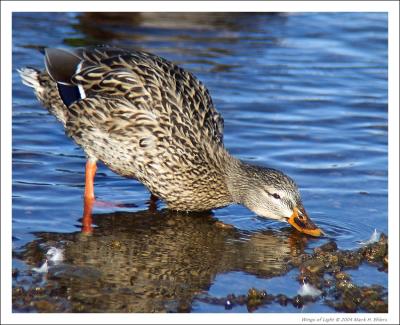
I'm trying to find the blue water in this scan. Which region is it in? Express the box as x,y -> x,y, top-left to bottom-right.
12,12 -> 388,312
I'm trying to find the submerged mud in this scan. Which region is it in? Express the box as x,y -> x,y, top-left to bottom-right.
12,210 -> 387,313
196,234 -> 388,313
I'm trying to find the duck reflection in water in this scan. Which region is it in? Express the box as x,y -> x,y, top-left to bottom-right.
21,207 -> 308,312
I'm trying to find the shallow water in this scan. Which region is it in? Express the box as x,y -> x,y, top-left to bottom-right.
12,12 -> 388,312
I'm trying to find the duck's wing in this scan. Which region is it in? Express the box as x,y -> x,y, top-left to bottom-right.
45,46 -> 225,147
65,95 -> 160,151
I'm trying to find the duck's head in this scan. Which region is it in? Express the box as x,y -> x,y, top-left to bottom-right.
228,162 -> 322,237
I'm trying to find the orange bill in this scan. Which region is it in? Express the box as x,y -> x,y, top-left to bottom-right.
288,206 -> 323,237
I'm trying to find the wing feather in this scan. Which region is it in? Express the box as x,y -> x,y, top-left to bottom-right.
67,46 -> 224,146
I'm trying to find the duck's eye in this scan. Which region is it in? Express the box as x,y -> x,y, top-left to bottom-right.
272,193 -> 281,199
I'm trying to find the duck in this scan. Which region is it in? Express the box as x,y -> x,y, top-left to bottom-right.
18,46 -> 322,236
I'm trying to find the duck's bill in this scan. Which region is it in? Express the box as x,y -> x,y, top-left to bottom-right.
287,206 -> 323,237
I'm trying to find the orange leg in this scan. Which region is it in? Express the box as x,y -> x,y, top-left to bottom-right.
84,160 -> 97,201
82,198 -> 94,234
82,160 -> 97,234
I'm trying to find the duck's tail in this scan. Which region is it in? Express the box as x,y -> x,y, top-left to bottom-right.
18,67 -> 39,87
18,67 -> 68,126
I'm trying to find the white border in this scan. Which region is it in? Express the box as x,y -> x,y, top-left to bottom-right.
0,0 -> 398,12
1,1 -> 399,324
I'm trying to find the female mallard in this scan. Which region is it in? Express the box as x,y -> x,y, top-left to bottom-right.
19,46 -> 322,236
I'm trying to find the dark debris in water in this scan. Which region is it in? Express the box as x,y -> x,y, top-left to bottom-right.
293,234 -> 388,313
12,227 -> 388,313
196,288 -> 319,312
195,235 -> 388,313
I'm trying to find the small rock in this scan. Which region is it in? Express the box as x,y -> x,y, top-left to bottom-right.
246,288 -> 267,312
301,260 -> 325,275
360,288 -> 380,301
336,279 -> 356,291
342,296 -> 357,312
224,299 -> 233,310
247,288 -> 257,299
340,252 -> 362,268
362,299 -> 387,313
363,243 -> 387,263
247,288 -> 266,300
314,241 -> 338,254
334,272 -> 350,281
379,233 -> 387,244
13,286 -> 25,296
275,294 -> 288,306
292,295 -> 304,308
325,253 -> 339,265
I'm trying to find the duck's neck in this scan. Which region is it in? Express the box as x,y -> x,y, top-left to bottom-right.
221,150 -> 252,205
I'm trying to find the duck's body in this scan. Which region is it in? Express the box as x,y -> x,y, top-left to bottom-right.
19,46 -> 322,236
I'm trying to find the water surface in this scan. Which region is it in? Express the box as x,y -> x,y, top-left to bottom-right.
12,12 -> 388,313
